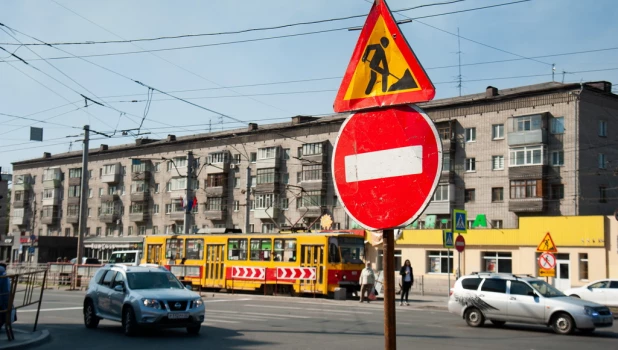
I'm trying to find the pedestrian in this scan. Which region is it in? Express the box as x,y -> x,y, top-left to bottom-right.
0,265 -> 16,330
359,261 -> 375,303
399,259 -> 414,306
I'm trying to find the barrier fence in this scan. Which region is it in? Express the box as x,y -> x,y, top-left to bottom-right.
1,270 -> 47,342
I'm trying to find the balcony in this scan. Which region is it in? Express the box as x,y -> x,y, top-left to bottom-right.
101,163 -> 121,184
507,129 -> 546,146
132,171 -> 151,181
170,212 -> 185,221
13,197 -> 29,208
254,207 -> 278,220
130,192 -> 150,202
256,148 -> 281,169
299,180 -> 325,192
99,213 -> 119,224
11,216 -> 25,226
509,165 -> 545,180
205,186 -> 226,197
67,196 -> 80,205
300,151 -> 327,165
441,138 -> 455,153
129,212 -> 148,222
298,206 -> 321,217
68,177 -> 82,186
66,215 -> 80,224
43,168 -> 62,189
509,198 -> 544,212
13,175 -> 32,191
424,201 -> 452,215
204,210 -> 226,221
42,196 -> 60,207
206,162 -> 230,174
101,193 -> 120,202
255,182 -> 280,194
207,151 -> 231,173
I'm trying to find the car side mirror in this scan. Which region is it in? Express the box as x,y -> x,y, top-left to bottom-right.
114,284 -> 125,292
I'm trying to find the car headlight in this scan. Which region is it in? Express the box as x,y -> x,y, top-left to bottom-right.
584,306 -> 599,317
191,298 -> 203,308
142,299 -> 161,309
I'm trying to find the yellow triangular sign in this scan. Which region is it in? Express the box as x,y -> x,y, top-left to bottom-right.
536,232 -> 558,252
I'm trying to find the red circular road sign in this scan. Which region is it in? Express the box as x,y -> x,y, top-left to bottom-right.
455,235 -> 466,253
332,104 -> 442,230
538,252 -> 556,270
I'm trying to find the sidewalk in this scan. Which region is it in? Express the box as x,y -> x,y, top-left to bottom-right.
0,328 -> 50,350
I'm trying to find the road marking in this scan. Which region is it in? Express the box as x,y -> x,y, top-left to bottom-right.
245,304 -> 372,315
209,309 -> 311,319
203,319 -> 239,324
19,306 -> 82,313
204,298 -> 253,303
209,313 -> 278,322
345,145 -> 422,182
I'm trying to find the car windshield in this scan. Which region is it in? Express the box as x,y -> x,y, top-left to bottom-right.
126,272 -> 184,290
528,280 -> 566,298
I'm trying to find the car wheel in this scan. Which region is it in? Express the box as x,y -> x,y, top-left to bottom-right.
187,324 -> 201,335
83,300 -> 99,329
465,307 -> 485,327
491,320 -> 506,327
579,328 -> 595,335
552,312 -> 575,335
122,307 -> 138,337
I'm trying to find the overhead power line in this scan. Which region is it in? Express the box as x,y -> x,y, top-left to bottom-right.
0,1 -> 531,62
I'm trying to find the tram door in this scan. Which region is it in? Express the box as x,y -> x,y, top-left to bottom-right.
300,245 -> 324,293
146,244 -> 162,265
204,244 -> 225,288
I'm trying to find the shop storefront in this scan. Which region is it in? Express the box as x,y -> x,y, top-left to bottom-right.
0,236 -> 13,262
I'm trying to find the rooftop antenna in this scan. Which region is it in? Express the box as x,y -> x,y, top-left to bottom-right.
552,64 -> 556,82
456,28 -> 463,96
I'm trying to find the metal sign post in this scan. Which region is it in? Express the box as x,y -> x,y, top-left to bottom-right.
447,247 -> 451,296
382,229 -> 396,350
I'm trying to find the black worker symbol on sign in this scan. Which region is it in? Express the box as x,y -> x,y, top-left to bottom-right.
361,36 -> 418,95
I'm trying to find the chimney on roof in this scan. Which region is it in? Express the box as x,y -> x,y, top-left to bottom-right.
99,144 -> 108,151
486,86 -> 499,98
43,152 -> 51,158
167,134 -> 176,142
291,115 -> 319,125
248,123 -> 258,131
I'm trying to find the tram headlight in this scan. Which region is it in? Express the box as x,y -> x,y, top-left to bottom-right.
342,274 -> 347,280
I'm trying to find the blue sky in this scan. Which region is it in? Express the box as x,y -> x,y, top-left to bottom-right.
1,0 -> 617,172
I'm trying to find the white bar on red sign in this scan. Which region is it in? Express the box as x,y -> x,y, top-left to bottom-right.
344,145 -> 423,183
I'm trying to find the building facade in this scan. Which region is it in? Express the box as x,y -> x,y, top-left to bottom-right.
9,81 -> 618,263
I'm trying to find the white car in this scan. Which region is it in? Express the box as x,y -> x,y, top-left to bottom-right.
564,279 -> 618,307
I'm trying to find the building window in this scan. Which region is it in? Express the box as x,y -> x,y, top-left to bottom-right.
302,164 -> 322,181
258,147 -> 277,159
579,253 -> 588,281
173,157 -> 187,168
250,152 -> 257,163
465,128 -> 476,142
68,185 -> 81,198
432,185 -> 449,202
67,205 -> 79,217
88,188 -> 93,198
492,188 -> 503,202
377,249 -> 402,271
206,197 -> 224,211
96,227 -> 101,236
232,154 -> 241,164
551,117 -> 564,134
249,176 -> 256,188
438,126 -> 451,140
491,220 -> 503,229
510,180 -> 542,199
482,252 -> 512,273
600,186 -> 607,203
302,142 -> 323,156
153,226 -> 159,235
512,114 -> 542,132
131,181 -> 147,193
155,183 -> 160,193
249,224 -> 255,233
234,177 -> 240,188
206,174 -> 226,187
261,223 -> 276,234
233,201 -> 240,211
551,151 -> 564,166
442,154 -> 451,171
282,173 -> 289,184
281,197 -> 289,210
138,226 -> 146,235
509,145 -> 544,166
255,193 -> 276,209
551,184 -> 564,200
102,164 -> 117,176
228,238 -> 248,260
256,168 -> 278,184
598,154 -> 606,169
99,188 -> 104,197
464,189 -> 475,202
154,162 -> 161,172
465,158 -> 476,172
301,190 -> 324,207
153,204 -> 160,214
492,155 -> 504,170
208,152 -> 227,164
69,168 -> 82,178
296,172 -> 302,183
87,207 -> 91,217
127,226 -> 133,236
598,120 -> 607,137
130,203 -> 146,214
427,251 -> 453,274
492,124 -> 504,140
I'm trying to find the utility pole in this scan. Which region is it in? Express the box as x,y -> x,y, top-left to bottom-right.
245,166 -> 251,233
183,151 -> 194,234
76,125 -> 89,266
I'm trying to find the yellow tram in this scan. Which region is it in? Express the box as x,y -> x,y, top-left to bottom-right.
141,231 -> 366,296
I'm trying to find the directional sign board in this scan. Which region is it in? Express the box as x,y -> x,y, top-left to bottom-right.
536,232 -> 558,253
538,252 -> 556,270
443,231 -> 454,249
455,234 -> 466,253
333,0 -> 435,113
230,267 -> 265,280
277,267 -> 316,281
332,104 -> 442,230
453,209 -> 467,234
538,267 -> 556,278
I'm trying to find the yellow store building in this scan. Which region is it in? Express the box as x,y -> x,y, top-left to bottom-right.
365,216 -> 618,294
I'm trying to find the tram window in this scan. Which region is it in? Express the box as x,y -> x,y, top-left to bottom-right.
166,238 -> 183,259
185,239 -> 204,260
228,239 -> 248,260
250,239 -> 272,261
274,239 -> 296,262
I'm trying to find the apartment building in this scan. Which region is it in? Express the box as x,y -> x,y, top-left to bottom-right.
9,81 -> 618,263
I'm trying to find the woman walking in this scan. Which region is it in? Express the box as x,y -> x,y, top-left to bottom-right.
399,260 -> 414,306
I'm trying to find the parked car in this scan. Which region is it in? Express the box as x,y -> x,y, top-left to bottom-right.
83,264 -> 205,336
448,273 -> 613,335
564,279 -> 618,307
70,257 -> 102,265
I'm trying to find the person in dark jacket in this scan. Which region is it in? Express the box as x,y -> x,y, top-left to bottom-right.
399,260 -> 414,306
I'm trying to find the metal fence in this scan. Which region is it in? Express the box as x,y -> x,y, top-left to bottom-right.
2,269 -> 47,342
374,272 -> 453,297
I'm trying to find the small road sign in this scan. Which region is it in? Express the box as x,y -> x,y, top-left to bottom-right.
539,268 -> 556,278
455,235 -> 466,253
453,209 -> 467,234
230,267 -> 265,280
332,104 -> 442,230
443,231 -> 454,249
333,0 -> 434,113
536,232 -> 558,253
277,267 -> 316,280
538,252 -> 557,270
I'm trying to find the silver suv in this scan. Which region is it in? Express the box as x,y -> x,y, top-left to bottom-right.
83,264 -> 205,336
448,273 -> 613,335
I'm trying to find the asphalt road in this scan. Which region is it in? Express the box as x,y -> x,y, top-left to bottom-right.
13,289 -> 618,350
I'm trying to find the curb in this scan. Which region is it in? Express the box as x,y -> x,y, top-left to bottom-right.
0,330 -> 51,350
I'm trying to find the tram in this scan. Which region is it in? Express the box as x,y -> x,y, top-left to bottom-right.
141,231 -> 366,296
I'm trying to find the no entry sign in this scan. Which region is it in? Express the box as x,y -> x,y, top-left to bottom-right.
332,104 -> 442,230
455,235 -> 466,253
